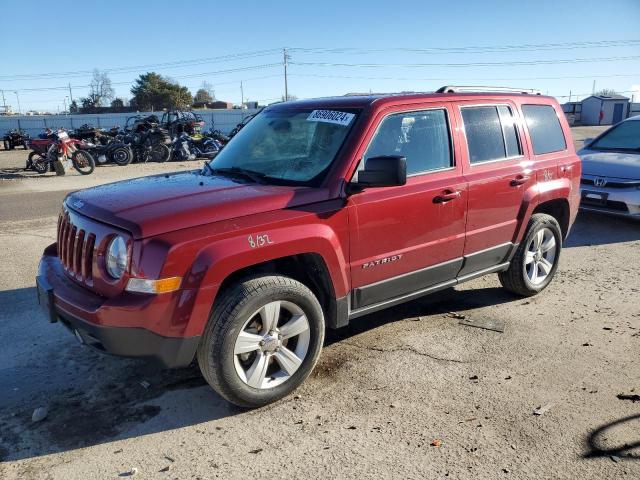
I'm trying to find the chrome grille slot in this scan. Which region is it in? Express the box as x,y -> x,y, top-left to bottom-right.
68,226 -> 77,273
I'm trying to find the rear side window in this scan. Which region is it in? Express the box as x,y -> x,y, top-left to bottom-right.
461,106 -> 521,164
522,104 -> 567,155
363,109 -> 452,175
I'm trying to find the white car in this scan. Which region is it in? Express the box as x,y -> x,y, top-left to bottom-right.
579,116 -> 640,218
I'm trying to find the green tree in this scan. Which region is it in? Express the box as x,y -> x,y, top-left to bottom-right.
194,88 -> 213,104
110,98 -> 125,109
130,72 -> 193,110
69,100 -> 79,114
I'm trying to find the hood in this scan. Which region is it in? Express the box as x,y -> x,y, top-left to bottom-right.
578,149 -> 640,180
65,170 -> 331,238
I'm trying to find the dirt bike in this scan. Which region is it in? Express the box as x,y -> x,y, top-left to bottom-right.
26,129 -> 95,175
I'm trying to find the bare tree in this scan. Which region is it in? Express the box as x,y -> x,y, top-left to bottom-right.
596,88 -> 619,96
87,69 -> 115,107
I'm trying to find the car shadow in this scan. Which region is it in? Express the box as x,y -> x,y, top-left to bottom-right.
565,211 -> 640,248
0,287 -> 242,463
583,413 -> 640,460
326,286 -> 518,345
0,283 -> 519,463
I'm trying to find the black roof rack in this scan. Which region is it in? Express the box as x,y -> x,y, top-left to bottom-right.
436,85 -> 541,95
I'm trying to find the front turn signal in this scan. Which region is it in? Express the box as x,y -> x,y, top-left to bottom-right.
126,276 -> 182,294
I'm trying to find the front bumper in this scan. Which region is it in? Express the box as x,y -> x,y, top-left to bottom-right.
579,185 -> 640,218
37,247 -> 200,368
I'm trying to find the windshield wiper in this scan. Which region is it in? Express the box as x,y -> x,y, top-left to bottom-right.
202,160 -> 215,176
209,166 -> 269,184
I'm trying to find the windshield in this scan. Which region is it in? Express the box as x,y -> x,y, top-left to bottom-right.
204,108 -> 359,186
590,120 -> 640,151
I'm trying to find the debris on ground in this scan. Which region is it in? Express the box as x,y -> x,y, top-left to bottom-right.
31,407 -> 48,423
164,455 -> 175,463
119,467 -> 138,477
159,465 -> 172,472
616,393 -> 640,402
448,312 -> 466,320
611,455 -> 621,463
469,375 -> 479,382
459,316 -> 505,333
139,380 -> 151,389
430,439 -> 442,447
581,342 -> 592,347
533,404 -> 553,416
248,448 -> 263,454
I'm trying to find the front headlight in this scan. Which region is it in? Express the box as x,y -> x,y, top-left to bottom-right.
106,236 -> 128,279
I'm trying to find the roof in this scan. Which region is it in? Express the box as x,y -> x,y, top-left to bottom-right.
584,94 -> 630,101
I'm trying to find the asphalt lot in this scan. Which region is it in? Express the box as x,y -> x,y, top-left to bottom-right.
0,127 -> 638,479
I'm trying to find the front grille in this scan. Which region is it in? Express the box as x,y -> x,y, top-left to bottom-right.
581,177 -> 640,189
57,211 -> 96,285
581,198 -> 629,212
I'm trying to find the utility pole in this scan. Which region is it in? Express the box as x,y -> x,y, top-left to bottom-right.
68,82 -> 74,104
592,80 -> 596,94
568,90 -> 572,103
0,90 -> 6,113
240,81 -> 244,108
63,97 -> 67,113
283,48 -> 290,102
14,91 -> 21,115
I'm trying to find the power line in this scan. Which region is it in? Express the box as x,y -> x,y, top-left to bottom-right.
290,72 -> 640,82
290,39 -> 640,55
290,55 -> 640,69
2,39 -> 639,82
0,49 -> 282,82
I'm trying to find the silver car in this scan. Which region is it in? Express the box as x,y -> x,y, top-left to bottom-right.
579,116 -> 640,218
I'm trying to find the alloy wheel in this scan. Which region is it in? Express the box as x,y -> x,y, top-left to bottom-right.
233,300 -> 310,389
525,227 -> 557,285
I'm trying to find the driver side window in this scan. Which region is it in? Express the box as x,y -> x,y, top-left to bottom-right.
361,109 -> 453,176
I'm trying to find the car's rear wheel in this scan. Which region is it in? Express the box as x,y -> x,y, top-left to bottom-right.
499,213 -> 562,296
197,275 -> 325,408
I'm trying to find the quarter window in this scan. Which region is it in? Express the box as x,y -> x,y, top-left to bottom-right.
363,109 -> 453,176
461,105 -> 522,164
522,104 -> 567,155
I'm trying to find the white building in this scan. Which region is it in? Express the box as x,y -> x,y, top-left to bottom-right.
580,94 -> 630,126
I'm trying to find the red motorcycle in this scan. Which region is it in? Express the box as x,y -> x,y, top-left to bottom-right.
26,129 -> 95,175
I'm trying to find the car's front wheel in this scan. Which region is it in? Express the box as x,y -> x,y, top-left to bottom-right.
197,275 -> 325,408
499,213 -> 562,296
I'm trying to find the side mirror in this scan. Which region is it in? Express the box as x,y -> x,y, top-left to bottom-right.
352,155 -> 407,190
582,137 -> 594,147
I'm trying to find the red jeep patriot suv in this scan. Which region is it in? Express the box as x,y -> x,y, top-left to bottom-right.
37,86 -> 581,407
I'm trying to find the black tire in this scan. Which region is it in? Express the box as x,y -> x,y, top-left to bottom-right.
29,152 -> 49,174
71,150 -> 96,175
197,275 -> 325,408
150,143 -> 170,162
111,146 -> 133,166
499,213 -> 562,296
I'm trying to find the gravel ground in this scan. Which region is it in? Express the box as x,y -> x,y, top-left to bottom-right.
0,127 -> 638,479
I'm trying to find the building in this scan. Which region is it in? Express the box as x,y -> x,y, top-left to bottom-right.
580,94 -> 630,125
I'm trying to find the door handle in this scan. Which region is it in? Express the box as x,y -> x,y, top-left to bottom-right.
433,190 -> 461,203
510,175 -> 530,187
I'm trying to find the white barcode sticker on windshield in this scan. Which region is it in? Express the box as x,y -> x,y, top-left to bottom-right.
307,110 -> 355,126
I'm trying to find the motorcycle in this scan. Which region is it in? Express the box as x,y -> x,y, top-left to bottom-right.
81,139 -> 133,166
26,129 -> 95,175
171,132 -> 220,161
120,115 -> 172,163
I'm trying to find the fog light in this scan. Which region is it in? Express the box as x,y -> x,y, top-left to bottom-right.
126,276 -> 182,294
